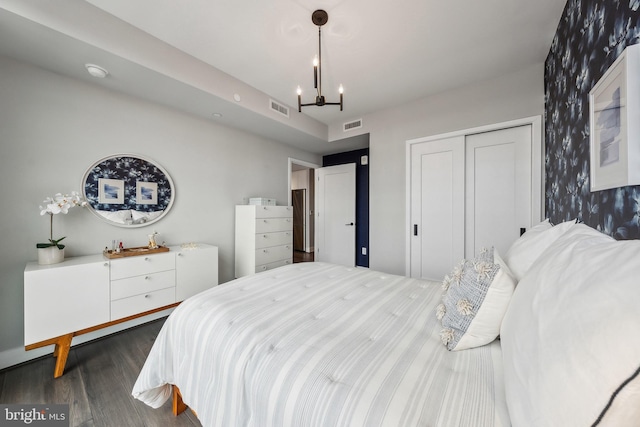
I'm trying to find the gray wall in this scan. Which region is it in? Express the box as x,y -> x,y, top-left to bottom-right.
329,63 -> 546,275
0,55 -> 320,367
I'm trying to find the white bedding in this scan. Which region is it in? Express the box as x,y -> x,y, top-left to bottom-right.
133,262 -> 509,427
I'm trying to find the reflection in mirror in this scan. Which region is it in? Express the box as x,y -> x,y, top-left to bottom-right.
82,154 -> 174,228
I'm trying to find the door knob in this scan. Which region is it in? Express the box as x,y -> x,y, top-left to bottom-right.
345,222 -> 354,226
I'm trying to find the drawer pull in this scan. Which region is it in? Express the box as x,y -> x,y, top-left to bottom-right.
145,294 -> 150,299
104,263 -> 109,267
144,257 -> 150,261
145,276 -> 150,280
263,234 -> 268,238
263,249 -> 269,253
178,253 -> 183,257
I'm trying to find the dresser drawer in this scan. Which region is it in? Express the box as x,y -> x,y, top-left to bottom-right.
111,287 -> 175,320
255,258 -> 292,273
110,252 -> 175,280
255,244 -> 292,265
111,270 -> 176,301
254,205 -> 293,219
255,217 -> 292,233
254,231 -> 292,249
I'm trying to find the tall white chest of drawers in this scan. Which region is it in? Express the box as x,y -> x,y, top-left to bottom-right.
235,205 -> 293,277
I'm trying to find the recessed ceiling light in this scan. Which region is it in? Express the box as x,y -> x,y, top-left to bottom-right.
85,64 -> 109,78
212,113 -> 223,118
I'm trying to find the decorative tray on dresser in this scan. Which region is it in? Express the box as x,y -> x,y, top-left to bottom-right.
103,245 -> 170,259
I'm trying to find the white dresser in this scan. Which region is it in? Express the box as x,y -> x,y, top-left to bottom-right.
24,243 -> 218,377
235,205 -> 293,277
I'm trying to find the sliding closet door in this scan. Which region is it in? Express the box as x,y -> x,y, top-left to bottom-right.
409,136 -> 465,281
408,120 -> 538,281
465,125 -> 532,258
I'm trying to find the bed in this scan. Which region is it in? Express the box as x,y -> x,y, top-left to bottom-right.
133,221 -> 640,427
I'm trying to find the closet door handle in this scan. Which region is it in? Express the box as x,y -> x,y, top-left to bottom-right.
414,224 -> 418,236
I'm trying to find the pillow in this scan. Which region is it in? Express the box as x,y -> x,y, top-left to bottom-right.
96,209 -> 132,224
131,210 -> 163,224
594,369 -> 640,426
502,219 -> 575,281
500,224 -> 640,426
437,247 -> 516,351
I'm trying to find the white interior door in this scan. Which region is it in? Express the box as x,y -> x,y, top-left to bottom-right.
410,136 -> 465,281
315,163 -> 356,266
465,125 -> 532,258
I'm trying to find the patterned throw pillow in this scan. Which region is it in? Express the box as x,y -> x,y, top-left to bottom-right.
437,247 -> 516,351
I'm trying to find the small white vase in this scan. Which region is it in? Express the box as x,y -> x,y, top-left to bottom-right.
38,246 -> 65,265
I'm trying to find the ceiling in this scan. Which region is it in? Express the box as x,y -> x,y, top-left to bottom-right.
0,0 -> 567,154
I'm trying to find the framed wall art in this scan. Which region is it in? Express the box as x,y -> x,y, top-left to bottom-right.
589,43 -> 640,192
136,181 -> 158,205
98,178 -> 125,204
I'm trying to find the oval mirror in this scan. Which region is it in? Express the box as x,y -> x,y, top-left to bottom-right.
81,154 -> 175,228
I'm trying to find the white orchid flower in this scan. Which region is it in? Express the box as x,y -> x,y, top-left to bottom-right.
48,203 -> 63,215
37,191 -> 88,248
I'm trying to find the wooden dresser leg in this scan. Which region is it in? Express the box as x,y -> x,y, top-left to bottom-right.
172,385 -> 188,416
53,334 -> 73,378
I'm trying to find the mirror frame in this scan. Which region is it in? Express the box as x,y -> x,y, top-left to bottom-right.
81,154 -> 175,228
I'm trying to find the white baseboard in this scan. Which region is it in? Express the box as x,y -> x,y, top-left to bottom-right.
0,308 -> 174,371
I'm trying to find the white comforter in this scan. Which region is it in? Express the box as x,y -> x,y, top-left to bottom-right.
133,262 -> 509,427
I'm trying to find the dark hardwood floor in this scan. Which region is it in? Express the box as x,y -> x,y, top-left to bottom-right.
293,250 -> 314,263
0,319 -> 201,427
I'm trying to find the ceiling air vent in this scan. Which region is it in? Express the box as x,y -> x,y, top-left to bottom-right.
343,118 -> 363,132
269,99 -> 290,118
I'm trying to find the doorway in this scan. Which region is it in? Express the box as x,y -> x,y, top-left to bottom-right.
288,146 -> 370,268
289,158 -> 318,263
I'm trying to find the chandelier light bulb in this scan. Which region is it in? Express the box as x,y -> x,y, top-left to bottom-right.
297,86 -> 302,95
339,84 -> 344,94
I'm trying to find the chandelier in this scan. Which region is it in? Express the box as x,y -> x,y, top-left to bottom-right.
297,9 -> 343,112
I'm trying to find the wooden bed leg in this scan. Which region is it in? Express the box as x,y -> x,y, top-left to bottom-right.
52,333 -> 73,378
172,385 -> 188,416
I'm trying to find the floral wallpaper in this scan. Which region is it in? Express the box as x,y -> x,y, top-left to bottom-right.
545,0 -> 640,239
84,155 -> 172,213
